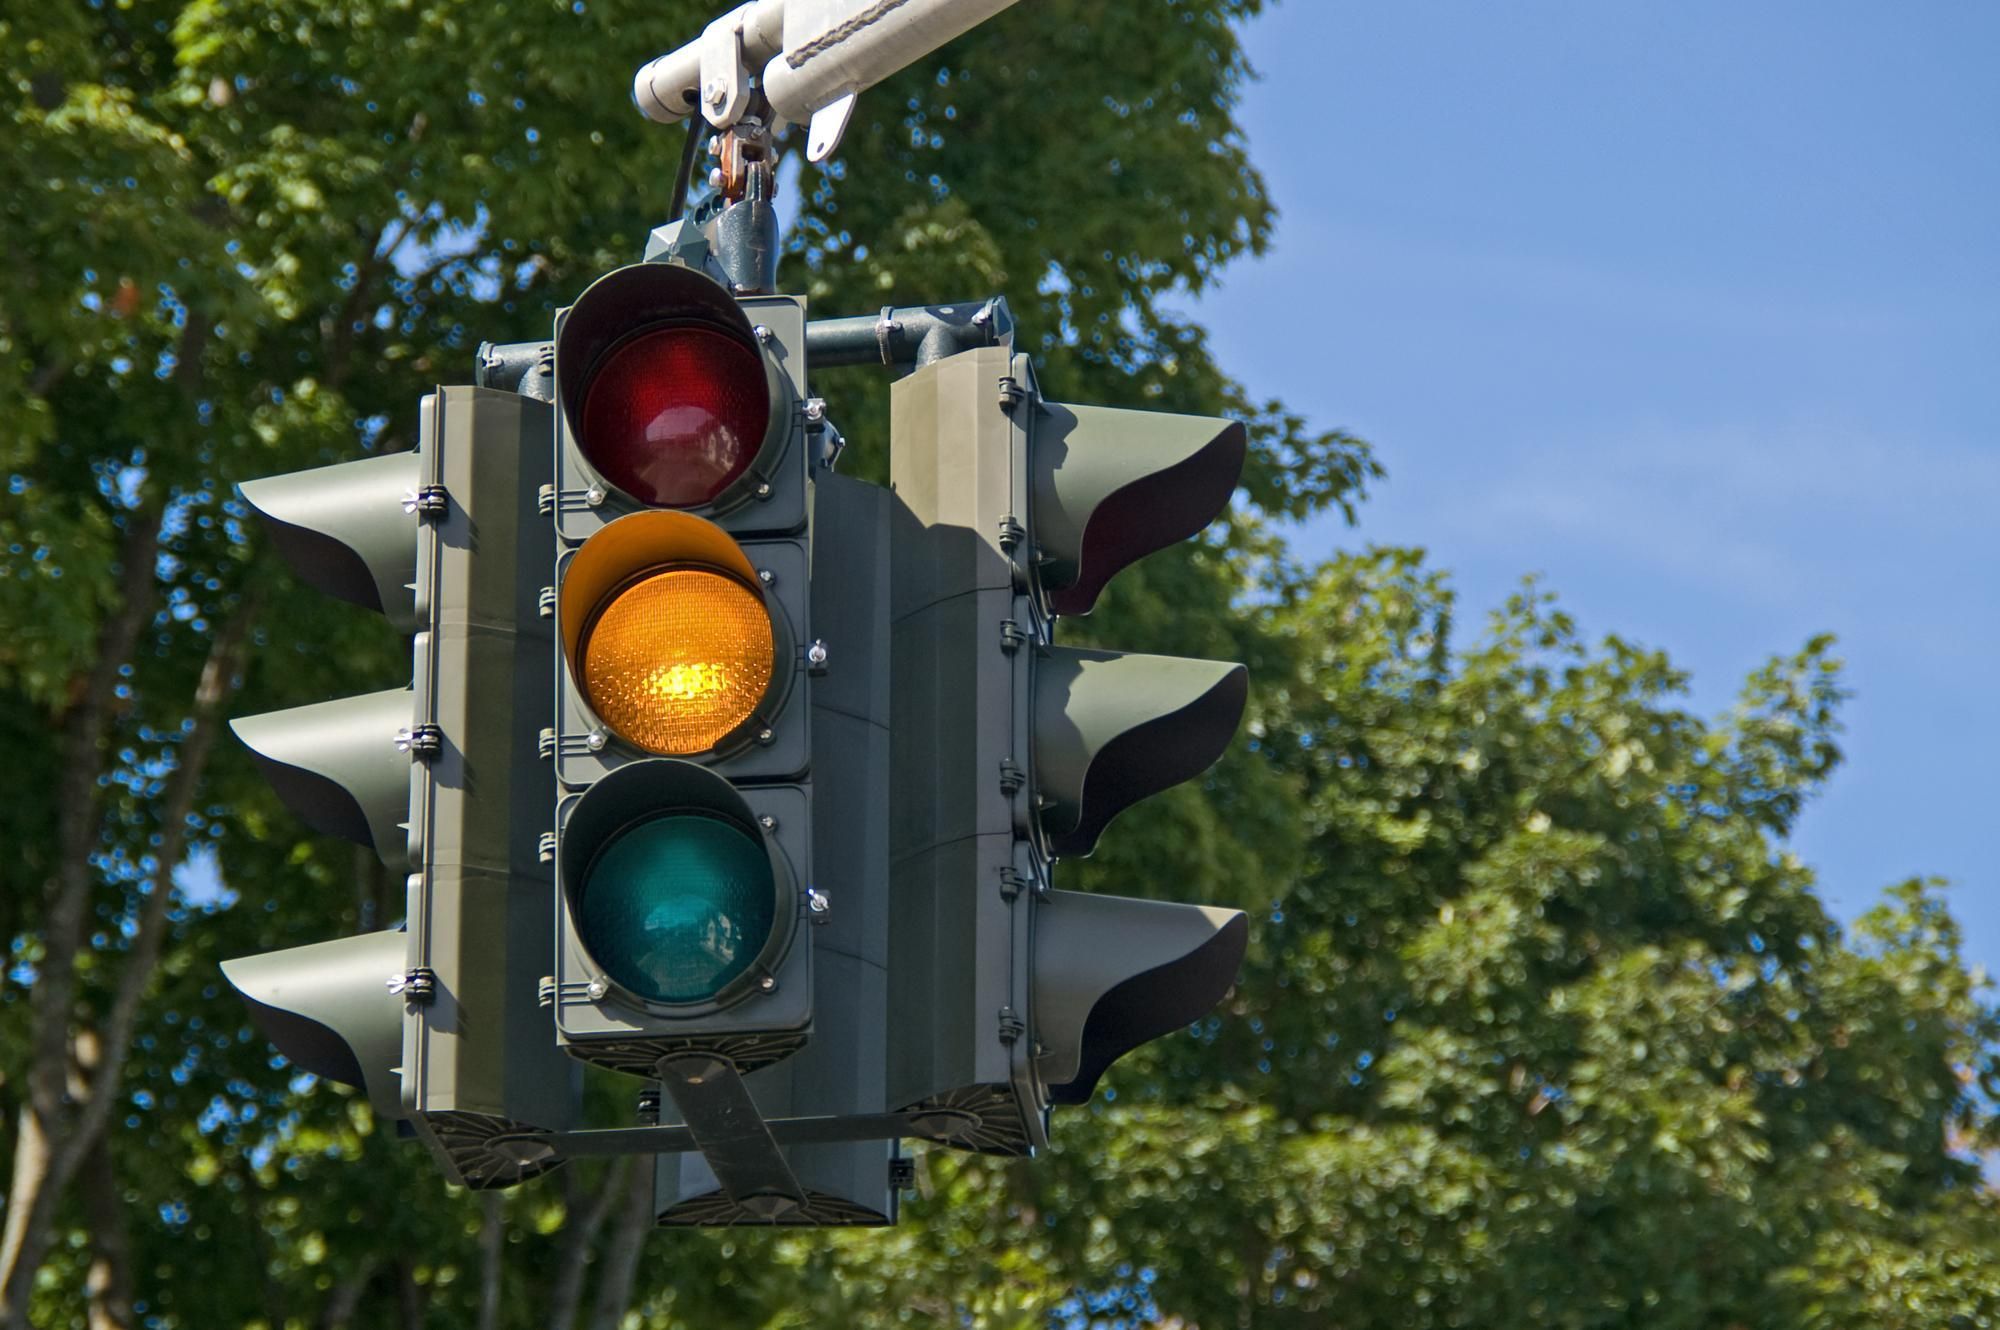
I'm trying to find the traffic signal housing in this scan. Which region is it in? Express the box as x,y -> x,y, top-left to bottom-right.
888,346 -> 1250,1152
547,260 -> 830,1214
224,382 -> 576,1188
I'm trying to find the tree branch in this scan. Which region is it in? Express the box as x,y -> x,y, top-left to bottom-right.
546,1159 -> 631,1330
477,1192 -> 504,1330
317,1257 -> 378,1330
397,1262 -> 427,1330
62,593 -> 256,1175
325,216 -> 411,391
583,1158 -> 656,1330
81,1137 -> 134,1330
0,508 -> 162,1327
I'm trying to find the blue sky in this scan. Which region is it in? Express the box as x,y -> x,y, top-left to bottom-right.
1192,4 -> 1998,969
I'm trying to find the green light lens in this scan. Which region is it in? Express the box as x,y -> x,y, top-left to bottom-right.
578,813 -> 775,1004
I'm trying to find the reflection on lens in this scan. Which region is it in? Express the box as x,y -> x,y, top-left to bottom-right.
580,567 -> 775,755
578,813 -> 775,1004
579,327 -> 768,508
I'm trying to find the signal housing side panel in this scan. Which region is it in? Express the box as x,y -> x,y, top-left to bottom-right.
653,478 -> 902,1223
887,348 -> 1042,1154
403,387 -> 579,1187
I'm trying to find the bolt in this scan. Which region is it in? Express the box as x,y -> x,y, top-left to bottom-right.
758,814 -> 777,832
585,729 -> 607,752
756,727 -> 775,745
754,482 -> 772,500
752,324 -> 772,343
758,976 -> 778,993
807,888 -> 830,916
586,978 -> 608,1001
585,485 -> 606,507
757,568 -> 774,585
807,639 -> 828,668
802,397 -> 827,424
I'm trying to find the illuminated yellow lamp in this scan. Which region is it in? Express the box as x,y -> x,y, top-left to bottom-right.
562,510 -> 782,757
581,568 -> 774,754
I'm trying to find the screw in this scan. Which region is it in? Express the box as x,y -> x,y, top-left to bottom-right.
758,814 -> 777,832
802,397 -> 827,424
754,482 -> 772,500
757,568 -> 774,585
586,978 -> 608,1001
585,485 -> 606,507
756,728 -> 775,745
753,324 -> 772,344
807,888 -> 830,916
758,976 -> 778,993
585,729 -> 607,752
806,639 -> 828,668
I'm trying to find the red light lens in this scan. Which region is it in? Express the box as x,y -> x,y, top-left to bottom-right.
577,327 -> 770,508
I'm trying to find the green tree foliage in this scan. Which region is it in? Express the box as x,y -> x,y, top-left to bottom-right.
3,1 -> 1994,1327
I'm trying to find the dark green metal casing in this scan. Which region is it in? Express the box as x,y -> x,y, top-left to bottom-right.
225,387 -> 579,1188
400,387 -> 578,1186
548,262 -> 822,1198
653,472 -> 900,1226
230,452 -> 423,869
226,452 -> 425,1123
887,346 -> 1250,1150
220,931 -> 408,1123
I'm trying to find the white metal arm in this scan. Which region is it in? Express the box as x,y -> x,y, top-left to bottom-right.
634,0 -> 1023,161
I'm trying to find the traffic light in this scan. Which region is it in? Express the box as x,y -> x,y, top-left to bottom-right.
887,346 -> 1250,1153
549,258 -> 863,1220
653,468 -> 901,1226
224,381 -> 576,1187
219,260 -> 1253,1219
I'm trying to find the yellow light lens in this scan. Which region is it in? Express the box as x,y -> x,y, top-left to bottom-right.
580,567 -> 775,755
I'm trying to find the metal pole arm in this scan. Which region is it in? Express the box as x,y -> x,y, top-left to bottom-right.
806,297 -> 1013,370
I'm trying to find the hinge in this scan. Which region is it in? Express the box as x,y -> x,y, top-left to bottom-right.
999,619 -> 1027,654
388,968 -> 437,1003
537,831 -> 556,864
997,1006 -> 1025,1045
538,728 -> 556,761
998,758 -> 1025,795
396,724 -> 443,759
403,485 -> 448,518
997,866 -> 1030,902
996,376 -> 1025,411
889,1157 -> 916,1191
537,483 -> 556,517
997,515 -> 1025,551
538,586 -> 556,618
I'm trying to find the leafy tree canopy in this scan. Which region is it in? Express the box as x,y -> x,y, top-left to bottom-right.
2,2 -> 1992,1327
